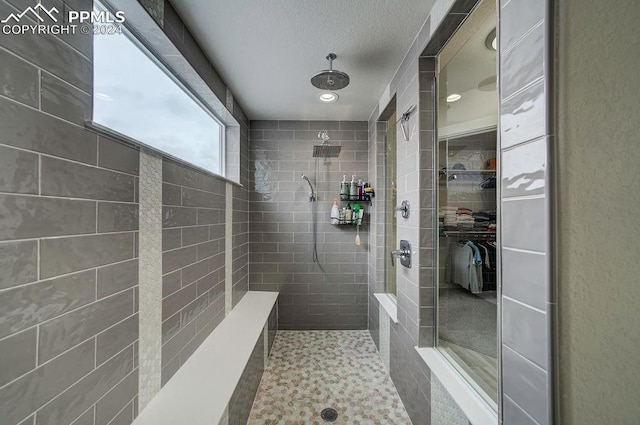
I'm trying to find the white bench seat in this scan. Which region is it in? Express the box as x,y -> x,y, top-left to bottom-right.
133,291 -> 278,425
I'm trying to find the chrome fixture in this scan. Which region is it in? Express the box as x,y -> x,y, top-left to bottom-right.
395,200 -> 410,219
301,175 -> 316,201
312,130 -> 341,158
311,53 -> 350,90
390,240 -> 412,268
398,104 -> 416,141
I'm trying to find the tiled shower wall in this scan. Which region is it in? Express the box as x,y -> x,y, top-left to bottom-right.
0,0 -> 252,424
499,0 -> 554,423
160,160 -> 227,385
0,0 -> 140,423
248,120 -> 369,330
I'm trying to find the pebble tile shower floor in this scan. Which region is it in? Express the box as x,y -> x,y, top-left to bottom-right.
248,331 -> 412,425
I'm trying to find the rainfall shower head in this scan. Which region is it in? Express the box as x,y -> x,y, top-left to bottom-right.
312,130 -> 342,158
311,53 -> 350,90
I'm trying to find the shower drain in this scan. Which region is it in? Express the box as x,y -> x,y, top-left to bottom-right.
320,407 -> 338,422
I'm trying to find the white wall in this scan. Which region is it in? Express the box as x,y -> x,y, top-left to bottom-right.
556,0 -> 640,423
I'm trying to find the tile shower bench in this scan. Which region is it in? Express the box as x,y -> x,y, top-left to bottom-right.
133,291 -> 278,425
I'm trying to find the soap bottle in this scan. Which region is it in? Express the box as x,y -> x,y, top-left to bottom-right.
349,175 -> 358,201
345,203 -> 352,223
357,179 -> 363,200
330,198 -> 339,225
340,175 -> 349,201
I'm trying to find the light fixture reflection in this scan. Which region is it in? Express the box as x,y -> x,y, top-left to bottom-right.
447,93 -> 462,103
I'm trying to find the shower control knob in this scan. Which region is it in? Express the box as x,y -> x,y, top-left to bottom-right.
390,240 -> 412,268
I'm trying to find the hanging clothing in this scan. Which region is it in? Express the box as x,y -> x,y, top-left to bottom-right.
446,241 -> 483,294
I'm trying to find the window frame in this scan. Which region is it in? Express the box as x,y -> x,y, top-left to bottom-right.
92,0 -> 226,177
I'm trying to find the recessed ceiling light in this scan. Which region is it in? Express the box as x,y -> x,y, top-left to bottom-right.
319,92 -> 339,103
447,93 -> 462,102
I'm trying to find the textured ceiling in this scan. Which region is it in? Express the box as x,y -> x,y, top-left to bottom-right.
170,0 -> 436,120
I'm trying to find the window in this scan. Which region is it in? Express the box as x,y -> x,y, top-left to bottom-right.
93,3 -> 224,175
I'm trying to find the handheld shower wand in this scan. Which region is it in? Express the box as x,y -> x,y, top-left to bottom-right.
301,175 -> 316,202
301,175 -> 319,263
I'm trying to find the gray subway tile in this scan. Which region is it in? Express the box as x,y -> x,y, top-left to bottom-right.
96,259 -> 138,299
98,203 -> 139,233
0,144 -> 39,194
501,23 -> 545,100
0,269 -> 95,339
502,345 -> 549,425
0,1 -> 91,92
95,370 -> 137,425
503,395 -> 538,425
162,183 -> 181,206
35,346 -> 134,425
162,282 -> 196,320
69,408 -> 94,425
18,414 -> 35,425
98,137 -> 140,176
278,121 -> 308,130
196,240 -> 219,261
500,79 -> 546,149
162,206 -> 197,228
40,72 -> 91,125
96,314 -> 138,366
162,245 -> 197,274
0,195 -> 96,240
0,327 -> 37,387
180,292 -> 208,325
0,97 -> 97,164
0,47 -> 39,108
501,0 -> 545,52
162,269 -> 182,298
502,138 -> 547,198
182,187 -> 225,209
182,226 -> 209,246
40,233 -> 134,278
161,319 -> 196,364
162,159 -> 225,193
197,208 -> 222,225
502,196 -> 547,252
0,339 -> 94,425
162,228 -> 182,251
0,240 -> 37,290
502,248 -> 546,310
503,297 -> 548,369
162,312 -> 181,344
38,290 -> 134,363
102,400 -> 133,425
181,258 -> 209,286
42,157 -> 135,202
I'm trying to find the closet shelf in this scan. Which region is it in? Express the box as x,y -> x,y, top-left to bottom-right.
441,231 -> 496,238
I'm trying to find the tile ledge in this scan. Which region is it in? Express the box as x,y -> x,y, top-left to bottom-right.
415,347 -> 499,425
374,293 -> 398,323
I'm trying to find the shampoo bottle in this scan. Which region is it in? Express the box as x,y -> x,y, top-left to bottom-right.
331,198 -> 339,225
340,175 -> 349,201
349,175 -> 358,201
345,203 -> 352,223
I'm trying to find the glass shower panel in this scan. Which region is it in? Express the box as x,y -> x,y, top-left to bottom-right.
435,0 -> 498,408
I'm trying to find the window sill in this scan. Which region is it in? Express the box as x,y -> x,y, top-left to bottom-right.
374,293 -> 398,324
415,347 -> 498,425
